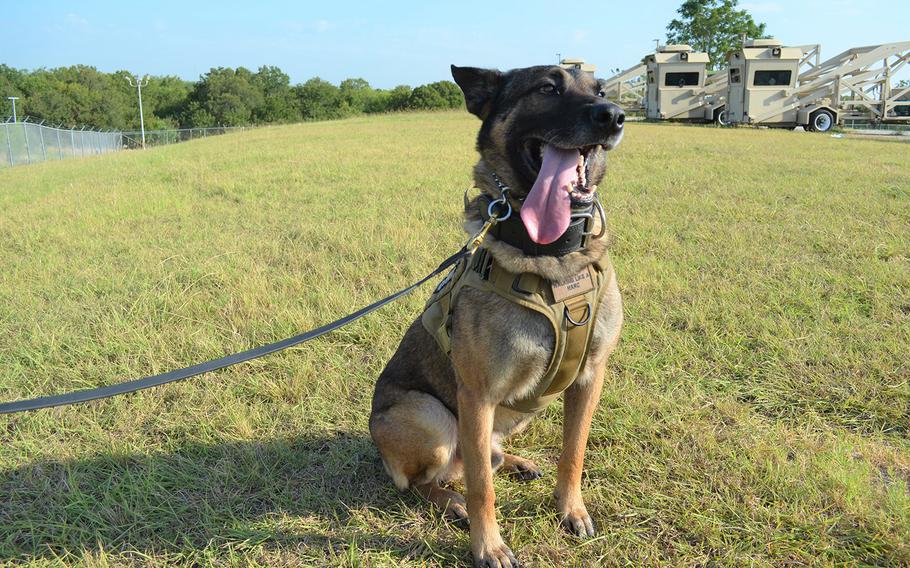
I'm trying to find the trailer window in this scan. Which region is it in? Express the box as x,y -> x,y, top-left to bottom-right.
730,68 -> 741,84
753,70 -> 791,86
664,72 -> 699,87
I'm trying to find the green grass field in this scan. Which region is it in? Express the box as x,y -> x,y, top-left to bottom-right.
1,112 -> 908,567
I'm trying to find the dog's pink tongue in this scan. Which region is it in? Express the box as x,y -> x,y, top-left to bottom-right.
520,145 -> 579,244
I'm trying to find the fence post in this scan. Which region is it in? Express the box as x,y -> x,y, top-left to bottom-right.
96,131 -> 102,154
39,125 -> 47,161
56,127 -> 63,159
71,128 -> 76,157
3,122 -> 13,167
23,122 -> 31,164
80,129 -> 87,157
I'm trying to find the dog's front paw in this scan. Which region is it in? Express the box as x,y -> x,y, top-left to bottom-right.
560,505 -> 595,538
473,541 -> 520,568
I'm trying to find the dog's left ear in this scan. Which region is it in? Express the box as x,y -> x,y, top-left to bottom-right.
451,65 -> 502,120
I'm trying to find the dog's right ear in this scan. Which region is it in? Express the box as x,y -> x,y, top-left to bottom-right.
451,65 -> 502,120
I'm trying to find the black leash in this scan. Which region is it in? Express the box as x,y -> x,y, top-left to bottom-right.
0,247 -> 470,415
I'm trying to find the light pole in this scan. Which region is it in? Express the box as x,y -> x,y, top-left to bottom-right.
7,96 -> 18,122
125,74 -> 149,148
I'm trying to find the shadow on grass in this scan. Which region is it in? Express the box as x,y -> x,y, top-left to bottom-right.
0,431 -> 456,563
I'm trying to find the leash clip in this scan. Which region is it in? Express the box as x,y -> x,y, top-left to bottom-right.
468,187 -> 512,254
468,218 -> 496,253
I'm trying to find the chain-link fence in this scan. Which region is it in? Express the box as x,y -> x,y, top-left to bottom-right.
1,118 -> 123,169
2,119 -> 260,168
121,126 -> 253,148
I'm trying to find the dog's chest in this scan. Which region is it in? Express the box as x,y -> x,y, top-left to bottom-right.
424,251 -> 612,412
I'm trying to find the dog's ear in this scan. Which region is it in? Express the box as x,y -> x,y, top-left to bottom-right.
451,65 -> 502,120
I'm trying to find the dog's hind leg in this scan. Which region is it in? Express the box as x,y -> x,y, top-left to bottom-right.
369,390 -> 465,513
415,481 -> 469,526
500,453 -> 543,481
493,408 -> 542,481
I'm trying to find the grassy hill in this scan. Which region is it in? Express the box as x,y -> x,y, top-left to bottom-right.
1,112 -> 908,567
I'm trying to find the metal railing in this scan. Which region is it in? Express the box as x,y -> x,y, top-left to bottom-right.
1,117 -> 122,169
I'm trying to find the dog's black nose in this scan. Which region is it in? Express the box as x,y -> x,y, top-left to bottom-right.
591,103 -> 624,133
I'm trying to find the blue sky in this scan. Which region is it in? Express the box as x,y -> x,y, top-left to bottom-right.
3,0 -> 908,88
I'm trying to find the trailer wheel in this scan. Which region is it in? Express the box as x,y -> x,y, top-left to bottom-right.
808,110 -> 834,132
714,108 -> 728,126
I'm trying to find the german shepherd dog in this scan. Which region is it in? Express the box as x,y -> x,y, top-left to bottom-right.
370,64 -> 625,567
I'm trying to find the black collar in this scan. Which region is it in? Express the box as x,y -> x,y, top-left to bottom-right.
478,194 -> 594,257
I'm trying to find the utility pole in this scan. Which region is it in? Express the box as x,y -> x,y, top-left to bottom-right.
125,74 -> 149,148
556,53 -> 562,65
653,39 -> 660,52
7,96 -> 18,122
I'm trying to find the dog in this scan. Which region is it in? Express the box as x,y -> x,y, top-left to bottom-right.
369,64 -> 625,568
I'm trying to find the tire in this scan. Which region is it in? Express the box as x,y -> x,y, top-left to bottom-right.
808,109 -> 834,132
714,108 -> 728,126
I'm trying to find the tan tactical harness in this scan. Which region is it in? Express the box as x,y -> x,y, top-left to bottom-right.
421,247 -> 608,413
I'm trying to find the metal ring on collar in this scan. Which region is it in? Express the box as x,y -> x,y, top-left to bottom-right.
487,195 -> 512,222
564,303 -> 591,327
588,194 -> 607,240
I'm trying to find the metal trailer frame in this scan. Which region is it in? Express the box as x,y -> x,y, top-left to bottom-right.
727,40 -> 910,130
600,62 -> 647,111
700,69 -> 729,123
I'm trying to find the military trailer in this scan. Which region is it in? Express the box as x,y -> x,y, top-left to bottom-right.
642,45 -> 727,123
726,39 -> 910,131
559,58 -> 597,74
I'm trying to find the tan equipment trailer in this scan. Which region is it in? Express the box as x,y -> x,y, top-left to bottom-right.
726,39 -> 910,131
642,45 -> 727,123
560,58 -> 597,73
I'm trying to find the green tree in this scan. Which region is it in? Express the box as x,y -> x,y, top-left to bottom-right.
142,75 -> 193,129
425,81 -> 463,108
253,65 -> 299,123
0,65 -> 25,118
406,81 -> 463,110
386,85 -> 412,111
339,77 -> 373,114
294,77 -> 345,120
185,67 -> 264,126
666,0 -> 768,70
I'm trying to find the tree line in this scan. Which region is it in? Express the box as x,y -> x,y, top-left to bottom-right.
0,64 -> 465,131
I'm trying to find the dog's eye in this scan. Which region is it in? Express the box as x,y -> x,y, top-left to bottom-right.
596,89 -> 606,98
538,84 -> 558,95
